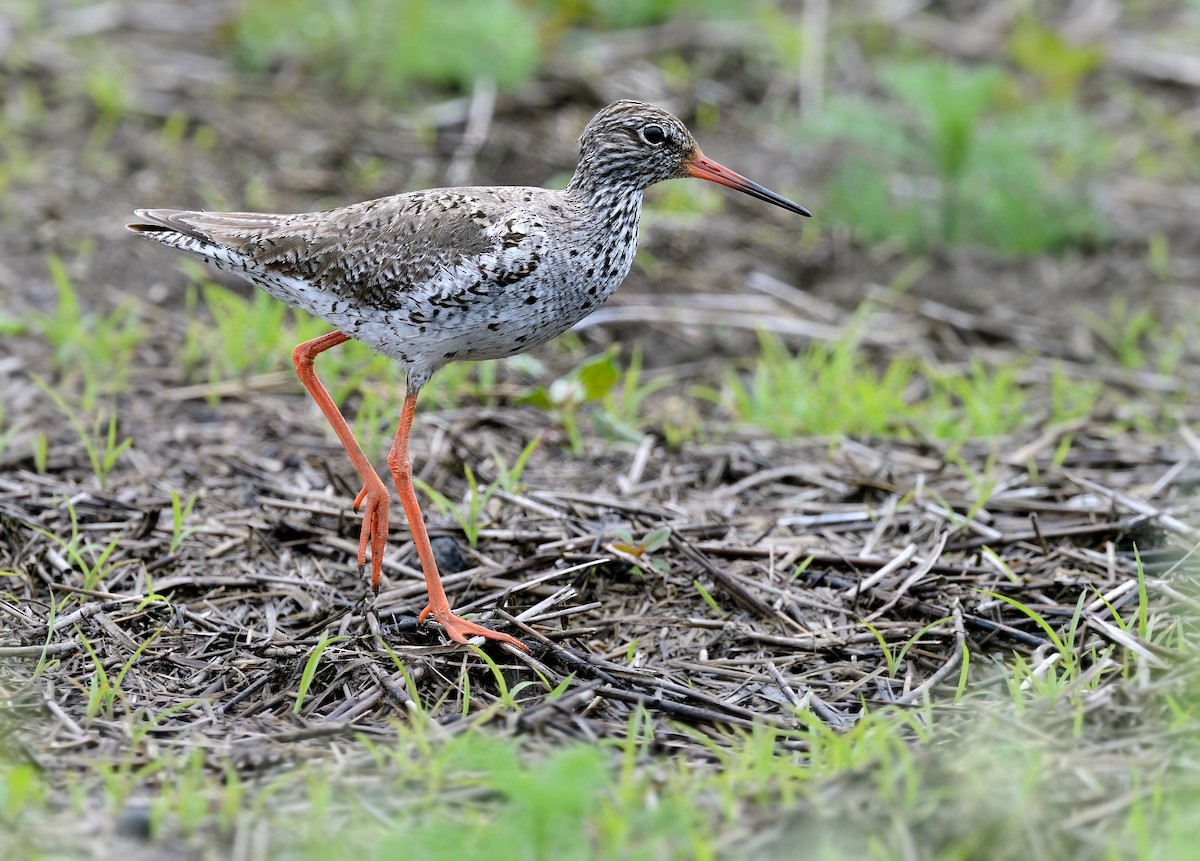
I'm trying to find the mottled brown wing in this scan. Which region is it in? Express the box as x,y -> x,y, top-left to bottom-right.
132,191 -> 540,312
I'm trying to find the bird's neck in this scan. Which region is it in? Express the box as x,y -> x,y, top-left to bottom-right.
564,171 -> 645,231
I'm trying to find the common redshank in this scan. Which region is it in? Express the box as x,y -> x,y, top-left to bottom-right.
128,100 -> 809,650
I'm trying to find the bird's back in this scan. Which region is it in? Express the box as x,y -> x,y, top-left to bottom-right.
128,183 -> 644,382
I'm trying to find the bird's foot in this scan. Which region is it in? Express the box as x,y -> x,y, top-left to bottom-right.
418,604 -> 528,651
352,481 -> 390,590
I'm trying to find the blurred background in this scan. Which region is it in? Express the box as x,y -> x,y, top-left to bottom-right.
2,0 -> 1200,440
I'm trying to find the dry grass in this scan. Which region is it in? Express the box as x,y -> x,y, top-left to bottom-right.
3,379 -> 1198,856
3,384 -> 1191,745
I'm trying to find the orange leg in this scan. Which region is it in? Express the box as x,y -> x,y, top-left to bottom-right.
293,331 -> 389,589
387,391 -> 527,650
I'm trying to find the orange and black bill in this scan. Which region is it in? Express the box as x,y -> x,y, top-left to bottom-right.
684,153 -> 811,217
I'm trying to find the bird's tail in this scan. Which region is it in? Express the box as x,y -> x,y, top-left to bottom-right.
126,208 -> 263,269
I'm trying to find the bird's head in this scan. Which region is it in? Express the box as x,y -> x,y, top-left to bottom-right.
573,100 -> 810,217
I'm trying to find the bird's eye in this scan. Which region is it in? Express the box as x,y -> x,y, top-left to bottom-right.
639,124 -> 667,145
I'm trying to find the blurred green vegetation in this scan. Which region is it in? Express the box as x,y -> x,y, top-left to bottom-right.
233,0 -> 544,97
226,2 -> 1124,259
714,330 -> 1104,444
807,60 -> 1111,256
232,0 -> 745,100
543,0 -> 741,30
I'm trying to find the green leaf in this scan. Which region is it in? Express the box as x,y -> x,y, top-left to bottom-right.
575,349 -> 621,401
516,386 -> 554,411
1008,17 -> 1103,99
294,633 -> 348,714
641,526 -> 671,553
693,579 -> 723,614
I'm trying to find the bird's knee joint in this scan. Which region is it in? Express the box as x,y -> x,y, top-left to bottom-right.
387,452 -> 412,481
292,345 -> 315,369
